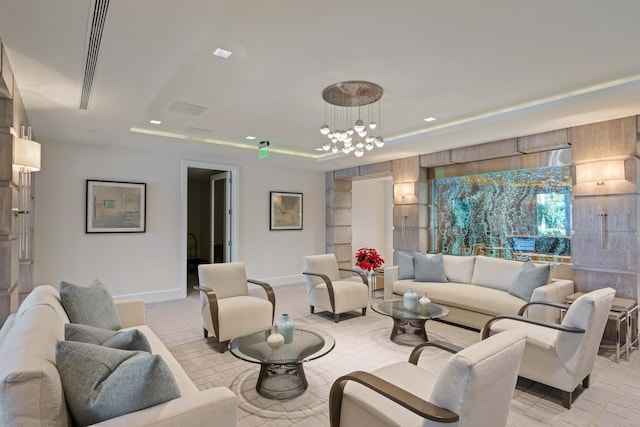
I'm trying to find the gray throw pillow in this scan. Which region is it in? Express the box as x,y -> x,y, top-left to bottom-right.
414,253 -> 447,282
508,261 -> 551,301
55,341 -> 181,426
398,251 -> 415,280
60,280 -> 122,330
65,323 -> 151,352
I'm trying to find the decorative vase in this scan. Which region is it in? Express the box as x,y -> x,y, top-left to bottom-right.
277,314 -> 295,344
403,289 -> 418,310
266,328 -> 285,349
419,291 -> 431,308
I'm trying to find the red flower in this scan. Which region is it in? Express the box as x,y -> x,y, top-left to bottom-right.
355,248 -> 384,272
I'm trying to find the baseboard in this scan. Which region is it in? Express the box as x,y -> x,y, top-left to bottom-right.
114,288 -> 185,304
251,274 -> 305,288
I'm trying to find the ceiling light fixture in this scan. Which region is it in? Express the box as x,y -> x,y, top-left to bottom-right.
149,119 -> 162,125
319,81 -> 384,157
212,48 -> 232,59
245,136 -> 256,140
424,116 -> 437,122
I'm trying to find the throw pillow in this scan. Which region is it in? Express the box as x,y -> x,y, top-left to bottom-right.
65,323 -> 151,352
414,253 -> 447,283
60,280 -> 122,330
398,251 -> 415,280
508,261 -> 551,301
55,341 -> 181,426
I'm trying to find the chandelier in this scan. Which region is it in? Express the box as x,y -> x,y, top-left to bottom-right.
319,81 -> 384,157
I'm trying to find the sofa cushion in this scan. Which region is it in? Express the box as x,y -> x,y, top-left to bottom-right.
508,261 -> 551,302
443,255 -> 476,284
65,323 -> 151,352
60,279 -> 122,330
56,340 -> 181,426
398,251 -> 415,280
0,313 -> 16,349
414,253 -> 447,282
470,256 -> 524,291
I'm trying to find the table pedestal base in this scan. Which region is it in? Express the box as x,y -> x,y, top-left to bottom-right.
256,363 -> 308,400
390,318 -> 429,346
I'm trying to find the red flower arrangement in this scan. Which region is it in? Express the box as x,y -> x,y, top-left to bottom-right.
355,247 -> 384,272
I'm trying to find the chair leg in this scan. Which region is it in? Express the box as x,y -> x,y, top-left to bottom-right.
362,307 -> 367,316
203,328 -> 208,338
217,341 -> 229,353
583,374 -> 590,388
562,391 -> 572,409
334,313 -> 340,323
310,305 -> 315,314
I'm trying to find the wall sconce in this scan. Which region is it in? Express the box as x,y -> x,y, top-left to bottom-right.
393,182 -> 416,234
575,159 -> 625,248
12,133 -> 41,261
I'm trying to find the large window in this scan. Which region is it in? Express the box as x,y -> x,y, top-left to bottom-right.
431,165 -> 571,261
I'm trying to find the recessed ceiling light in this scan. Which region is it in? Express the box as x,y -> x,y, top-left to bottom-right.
245,136 -> 256,140
424,117 -> 437,122
149,119 -> 162,125
213,48 -> 232,59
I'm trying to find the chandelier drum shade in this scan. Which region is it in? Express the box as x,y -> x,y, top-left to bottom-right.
319,81 -> 384,157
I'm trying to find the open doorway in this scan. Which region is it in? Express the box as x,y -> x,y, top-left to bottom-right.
181,160 -> 239,295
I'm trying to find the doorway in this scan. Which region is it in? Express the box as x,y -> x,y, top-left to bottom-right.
181,160 -> 239,295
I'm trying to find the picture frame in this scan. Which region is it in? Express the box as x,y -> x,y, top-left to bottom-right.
270,191 -> 303,230
86,180 -> 146,233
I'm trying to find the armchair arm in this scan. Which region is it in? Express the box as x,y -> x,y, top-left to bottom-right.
303,272 -> 336,313
518,300 -> 570,316
338,268 -> 368,285
248,279 -> 276,322
114,299 -> 146,328
481,314 -> 584,340
329,371 -> 459,427
408,340 -> 464,364
193,286 -> 220,339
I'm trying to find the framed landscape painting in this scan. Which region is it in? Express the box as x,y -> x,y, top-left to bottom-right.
270,191 -> 303,230
86,180 -> 146,233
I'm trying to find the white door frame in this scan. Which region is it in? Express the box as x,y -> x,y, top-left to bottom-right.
181,160 -> 239,296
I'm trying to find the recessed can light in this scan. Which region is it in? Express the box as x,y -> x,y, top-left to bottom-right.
245,136 -> 256,140
213,48 -> 232,59
424,117 -> 437,122
149,119 -> 162,125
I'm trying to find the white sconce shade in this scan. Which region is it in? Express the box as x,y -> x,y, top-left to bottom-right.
393,182 -> 416,199
575,160 -> 625,184
12,137 -> 41,172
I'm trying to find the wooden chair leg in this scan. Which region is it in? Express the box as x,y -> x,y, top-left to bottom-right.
203,328 -> 208,338
562,391 -> 572,409
362,307 -> 367,316
334,313 -> 340,323
217,340 -> 229,353
310,305 -> 315,314
582,374 -> 590,388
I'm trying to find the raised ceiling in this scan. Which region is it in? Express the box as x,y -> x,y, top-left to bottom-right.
1,0 -> 640,171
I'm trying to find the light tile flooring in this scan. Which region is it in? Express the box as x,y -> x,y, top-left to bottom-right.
145,283 -> 640,426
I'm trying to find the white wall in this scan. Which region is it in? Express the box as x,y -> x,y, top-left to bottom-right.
34,141 -> 325,302
351,179 -> 393,268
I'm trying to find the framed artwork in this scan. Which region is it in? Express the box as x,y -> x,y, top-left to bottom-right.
270,191 -> 303,230
86,180 -> 146,233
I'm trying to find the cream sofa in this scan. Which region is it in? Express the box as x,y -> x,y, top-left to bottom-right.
384,254 -> 575,330
0,285 -> 238,426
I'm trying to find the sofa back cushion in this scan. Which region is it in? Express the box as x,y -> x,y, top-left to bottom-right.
60,279 -> 122,330
470,256 -> 524,291
443,255 -> 476,284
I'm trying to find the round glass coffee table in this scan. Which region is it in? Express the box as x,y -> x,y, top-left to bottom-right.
229,327 -> 335,400
372,299 -> 450,346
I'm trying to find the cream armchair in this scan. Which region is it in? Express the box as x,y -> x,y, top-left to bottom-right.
330,329 -> 526,427
482,287 -> 615,409
303,254 -> 369,323
196,262 -> 275,352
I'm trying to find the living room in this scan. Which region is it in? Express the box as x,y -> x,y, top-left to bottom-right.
2,1 -> 640,426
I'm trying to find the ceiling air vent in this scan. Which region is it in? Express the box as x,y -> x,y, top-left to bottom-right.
80,0 -> 110,110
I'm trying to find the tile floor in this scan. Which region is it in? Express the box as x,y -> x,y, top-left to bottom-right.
145,282 -> 640,426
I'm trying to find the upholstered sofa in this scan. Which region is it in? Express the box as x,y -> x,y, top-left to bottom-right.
0,285 -> 237,426
384,254 -> 575,330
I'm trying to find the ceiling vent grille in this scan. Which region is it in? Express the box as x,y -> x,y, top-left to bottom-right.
80,0 -> 110,110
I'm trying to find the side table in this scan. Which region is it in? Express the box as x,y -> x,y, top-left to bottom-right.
563,292 -> 639,362
369,268 -> 385,299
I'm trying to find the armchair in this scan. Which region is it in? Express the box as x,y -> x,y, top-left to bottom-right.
481,287 -> 615,409
303,254 -> 369,323
196,262 -> 275,352
330,329 -> 526,427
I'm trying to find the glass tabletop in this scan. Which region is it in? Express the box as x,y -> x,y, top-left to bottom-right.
371,299 -> 450,321
229,327 -> 335,365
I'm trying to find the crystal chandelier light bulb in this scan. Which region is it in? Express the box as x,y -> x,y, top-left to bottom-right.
342,147 -> 350,154
358,129 -> 367,137
320,124 -> 330,135
327,132 -> 334,139
347,129 -> 354,136
375,136 -> 384,148
354,147 -> 364,157
331,144 -> 339,153
331,137 -> 338,143
354,119 -> 365,133
369,121 -> 377,130
356,141 -> 364,149
365,136 -> 374,143
322,141 -> 331,151
344,140 -> 352,148
365,142 -> 374,150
